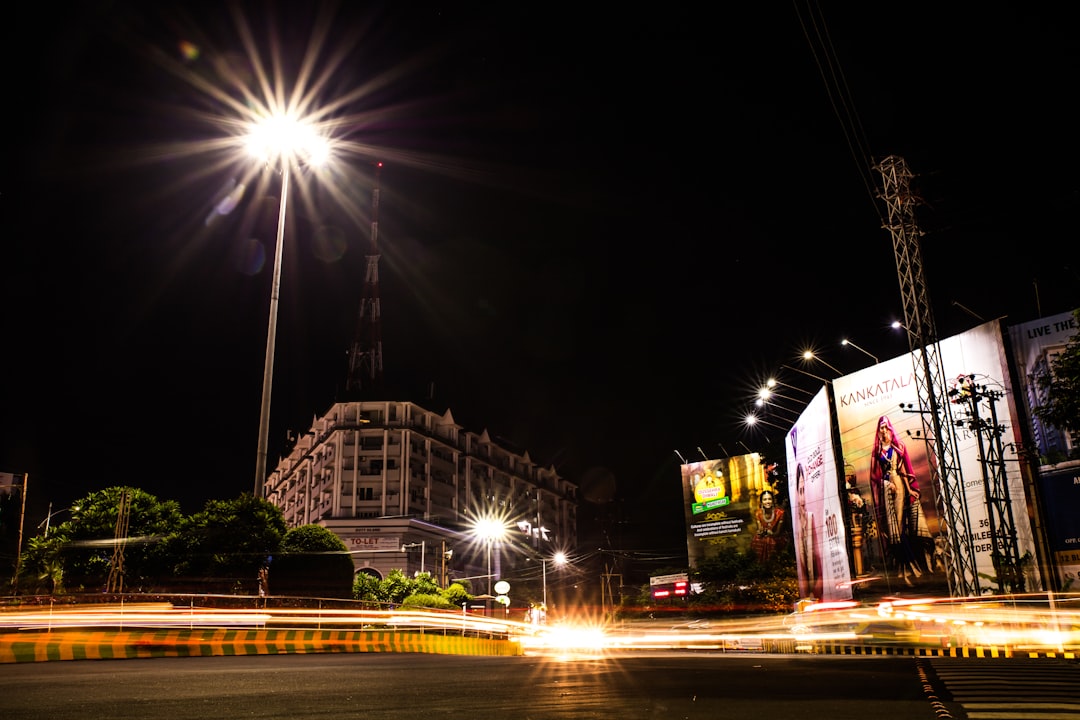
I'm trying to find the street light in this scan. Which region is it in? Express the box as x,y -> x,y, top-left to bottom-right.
743,413 -> 789,432
756,386 -> 804,411
471,516 -> 508,595
780,363 -> 829,384
248,113 -> 331,497
841,338 -> 879,364
543,551 -> 568,608
802,350 -> 841,376
764,377 -> 814,396
37,502 -> 80,538
402,541 -> 426,575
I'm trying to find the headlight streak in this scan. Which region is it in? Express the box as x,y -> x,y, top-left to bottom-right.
1,593 -> 1076,653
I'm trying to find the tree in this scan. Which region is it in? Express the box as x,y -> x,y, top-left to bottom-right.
1033,309 -> 1080,441
19,535 -> 67,594
269,524 -> 354,598
53,487 -> 184,593
379,568 -> 414,604
353,570 -> 381,601
170,494 -> 287,593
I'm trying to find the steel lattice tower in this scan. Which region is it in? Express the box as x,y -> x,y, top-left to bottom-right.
345,161 -> 384,397
875,155 -> 981,597
953,379 -> 1026,592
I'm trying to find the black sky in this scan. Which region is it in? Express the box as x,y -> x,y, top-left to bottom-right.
4,2 -> 1079,552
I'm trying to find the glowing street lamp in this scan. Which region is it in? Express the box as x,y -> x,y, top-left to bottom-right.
756,386 -> 804,412
543,551 -> 568,608
249,113 -> 331,497
764,377 -> 814,396
471,516 -> 508,595
841,338 -> 879,364
802,350 -> 842,376
37,503 -> 80,538
780,363 -> 829,384
743,413 -> 789,432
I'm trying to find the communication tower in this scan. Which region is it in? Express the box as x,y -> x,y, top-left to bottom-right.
876,155 -> 981,596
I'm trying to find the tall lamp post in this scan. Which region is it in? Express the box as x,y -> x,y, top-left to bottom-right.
248,113 -> 330,497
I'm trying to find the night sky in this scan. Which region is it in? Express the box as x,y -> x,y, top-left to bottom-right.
4,2 -> 1078,554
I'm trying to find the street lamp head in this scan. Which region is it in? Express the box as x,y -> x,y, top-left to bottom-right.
471,516 -> 509,542
840,338 -> 880,364
798,350 -> 841,376
245,113 -> 330,167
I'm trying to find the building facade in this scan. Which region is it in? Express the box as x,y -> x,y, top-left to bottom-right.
262,400 -> 578,590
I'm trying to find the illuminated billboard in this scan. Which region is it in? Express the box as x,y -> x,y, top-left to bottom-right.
681,454 -> 770,568
832,320 -> 1043,595
1008,309 -> 1079,462
784,387 -> 852,603
1008,308 -> 1080,588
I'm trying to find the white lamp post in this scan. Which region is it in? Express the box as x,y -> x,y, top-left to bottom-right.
247,113 -> 330,497
37,503 -> 80,538
402,541 -> 426,575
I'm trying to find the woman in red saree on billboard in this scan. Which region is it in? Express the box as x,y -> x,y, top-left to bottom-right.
751,490 -> 785,563
870,414 -> 932,586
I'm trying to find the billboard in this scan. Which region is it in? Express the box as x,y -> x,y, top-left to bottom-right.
785,387 -> 852,603
1034,466 -> 1080,590
1007,308 -> 1080,588
681,454 -> 770,568
1008,309 -> 1079,462
832,320 -> 1042,595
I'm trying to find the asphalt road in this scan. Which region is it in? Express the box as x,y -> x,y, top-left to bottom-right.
0,651 -> 956,720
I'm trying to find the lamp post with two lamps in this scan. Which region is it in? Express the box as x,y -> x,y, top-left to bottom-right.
402,541 -> 426,576
247,113 -> 332,497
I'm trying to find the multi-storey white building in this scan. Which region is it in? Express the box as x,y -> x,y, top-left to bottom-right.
263,400 -> 578,589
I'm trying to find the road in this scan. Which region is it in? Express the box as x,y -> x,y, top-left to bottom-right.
3,650 -> 1077,719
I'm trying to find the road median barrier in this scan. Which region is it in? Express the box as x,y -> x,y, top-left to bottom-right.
0,628 -> 523,663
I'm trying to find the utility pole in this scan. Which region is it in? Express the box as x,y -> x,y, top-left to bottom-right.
106,491 -> 131,594
600,565 -> 621,619
11,473 -> 28,594
951,376 -> 1025,592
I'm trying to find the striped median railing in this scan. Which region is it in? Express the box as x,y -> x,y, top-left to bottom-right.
795,640 -> 1077,659
0,628 -> 523,663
